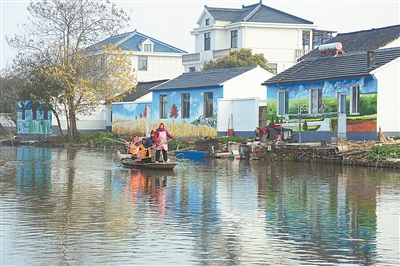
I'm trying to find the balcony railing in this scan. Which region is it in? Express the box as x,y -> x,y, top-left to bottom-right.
213,48 -> 233,59
182,53 -> 200,63
295,49 -> 313,59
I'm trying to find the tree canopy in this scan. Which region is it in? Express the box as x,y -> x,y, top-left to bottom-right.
202,48 -> 271,72
4,0 -> 136,140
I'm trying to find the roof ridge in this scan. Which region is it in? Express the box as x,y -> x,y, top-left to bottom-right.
303,46 -> 400,61
339,24 -> 400,35
128,31 -> 187,53
242,4 -> 261,22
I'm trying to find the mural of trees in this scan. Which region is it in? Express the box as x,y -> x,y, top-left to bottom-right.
170,103 -> 178,118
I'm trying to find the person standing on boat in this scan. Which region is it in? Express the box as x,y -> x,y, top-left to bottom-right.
154,123 -> 175,163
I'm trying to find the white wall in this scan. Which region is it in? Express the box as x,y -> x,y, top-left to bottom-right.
217,98 -> 259,134
52,106 -> 107,133
374,57 -> 400,132
131,53 -> 184,82
222,66 -> 273,99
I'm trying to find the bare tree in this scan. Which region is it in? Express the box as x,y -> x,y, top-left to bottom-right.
6,0 -> 136,140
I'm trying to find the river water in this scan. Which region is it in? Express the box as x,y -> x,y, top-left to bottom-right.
0,146 -> 399,265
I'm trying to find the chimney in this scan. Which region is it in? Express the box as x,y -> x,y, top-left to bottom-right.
367,51 -> 375,68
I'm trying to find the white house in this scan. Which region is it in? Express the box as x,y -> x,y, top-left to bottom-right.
183,1 -> 335,74
52,30 -> 187,134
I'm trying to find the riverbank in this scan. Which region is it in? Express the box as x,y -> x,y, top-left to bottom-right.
1,133 -> 400,169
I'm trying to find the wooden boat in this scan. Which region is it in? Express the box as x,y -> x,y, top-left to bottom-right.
117,150 -> 178,170
0,160 -> 6,166
121,159 -> 178,170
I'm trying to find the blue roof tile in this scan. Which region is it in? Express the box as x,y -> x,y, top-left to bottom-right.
87,30 -> 187,54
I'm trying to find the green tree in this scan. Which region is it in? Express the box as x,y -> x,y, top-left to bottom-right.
6,0 -> 135,140
202,48 -> 270,72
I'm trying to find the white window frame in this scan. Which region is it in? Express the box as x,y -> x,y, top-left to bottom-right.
138,56 -> 147,71
338,92 -> 347,114
181,93 -> 190,119
204,32 -> 211,51
277,90 -> 288,115
141,39 -> 154,52
204,92 -> 213,118
231,30 -> 238,48
160,95 -> 167,119
350,85 -> 360,115
309,88 -> 322,114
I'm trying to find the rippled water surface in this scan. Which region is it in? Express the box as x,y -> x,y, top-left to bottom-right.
1,146 -> 399,265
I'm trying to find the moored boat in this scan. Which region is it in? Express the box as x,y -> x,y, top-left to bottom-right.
174,150 -> 211,161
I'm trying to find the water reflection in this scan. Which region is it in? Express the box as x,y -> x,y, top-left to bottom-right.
0,146 -> 399,265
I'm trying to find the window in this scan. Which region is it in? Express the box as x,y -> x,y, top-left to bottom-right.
204,32 -> 211,51
181,93 -> 190,118
144,44 -> 152,52
160,95 -> 167,118
338,92 -> 347,114
231,30 -> 238,48
310,88 -> 322,114
204,92 -> 213,118
350,85 -> 360,114
267,63 -> 277,75
189,67 -> 195,72
205,18 -> 210,26
277,90 -> 288,115
138,56 -> 147,70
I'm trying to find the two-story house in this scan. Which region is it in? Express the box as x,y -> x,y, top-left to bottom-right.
183,1 -> 335,74
50,30 -> 187,134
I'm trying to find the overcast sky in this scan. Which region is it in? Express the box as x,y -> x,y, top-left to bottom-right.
1,0 -> 399,70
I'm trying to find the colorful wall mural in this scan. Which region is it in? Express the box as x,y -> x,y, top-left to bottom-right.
266,76 -> 378,132
17,100 -> 52,134
112,87 -> 222,137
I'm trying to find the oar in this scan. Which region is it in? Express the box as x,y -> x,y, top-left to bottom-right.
103,137 -> 127,145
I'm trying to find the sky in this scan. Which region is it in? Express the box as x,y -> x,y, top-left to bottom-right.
1,0 -> 399,70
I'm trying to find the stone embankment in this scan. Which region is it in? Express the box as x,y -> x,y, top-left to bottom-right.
247,140 -> 400,169
193,139 -> 400,169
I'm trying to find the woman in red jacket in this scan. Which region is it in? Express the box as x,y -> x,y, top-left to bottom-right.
153,123 -> 175,163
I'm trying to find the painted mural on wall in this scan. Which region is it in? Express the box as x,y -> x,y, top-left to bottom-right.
266,76 -> 377,132
112,87 -> 221,137
17,101 -> 52,134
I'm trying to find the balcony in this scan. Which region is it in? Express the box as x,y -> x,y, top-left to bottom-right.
182,53 -> 200,63
213,48 -> 233,59
295,49 -> 313,59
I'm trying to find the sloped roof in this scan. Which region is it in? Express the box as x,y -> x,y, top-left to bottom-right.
299,25 -> 400,61
205,3 -> 313,25
150,66 -> 257,91
87,30 -> 187,54
262,47 -> 400,85
122,80 -> 168,102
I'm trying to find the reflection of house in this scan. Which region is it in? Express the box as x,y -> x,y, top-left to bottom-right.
262,47 -> 400,142
112,66 -> 274,138
183,1 -> 335,74
53,31 -> 186,134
